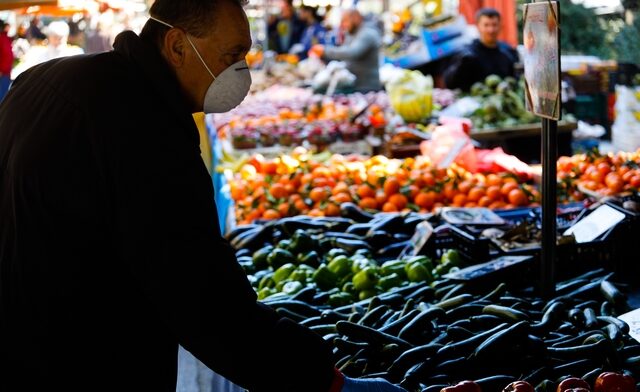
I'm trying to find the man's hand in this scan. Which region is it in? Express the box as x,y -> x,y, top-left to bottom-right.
341,376 -> 407,392
308,44 -> 325,58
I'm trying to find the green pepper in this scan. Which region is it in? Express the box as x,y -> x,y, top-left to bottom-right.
441,249 -> 461,266
378,272 -> 403,291
257,287 -> 277,300
252,246 -> 273,270
342,282 -> 356,294
338,272 -> 355,287
380,259 -> 407,278
355,248 -> 372,257
405,262 -> 432,283
351,257 -> 373,274
275,279 -> 291,292
258,274 -> 275,290
313,264 -> 338,291
277,239 -> 292,249
358,289 -> 378,301
288,269 -> 308,284
327,255 -> 351,278
327,248 -> 348,261
282,281 -> 304,295
352,267 -> 378,291
297,250 -> 321,267
290,229 -> 315,254
405,255 -> 434,271
273,263 -> 296,284
267,248 -> 296,269
327,292 -> 355,307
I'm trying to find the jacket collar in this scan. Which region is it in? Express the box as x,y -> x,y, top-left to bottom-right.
112,31 -> 200,145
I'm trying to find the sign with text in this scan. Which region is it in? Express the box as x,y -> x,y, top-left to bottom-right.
523,1 -> 561,120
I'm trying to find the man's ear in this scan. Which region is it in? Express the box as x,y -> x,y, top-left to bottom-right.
163,28 -> 187,67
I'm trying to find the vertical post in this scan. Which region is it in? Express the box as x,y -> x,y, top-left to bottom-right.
541,118 -> 557,298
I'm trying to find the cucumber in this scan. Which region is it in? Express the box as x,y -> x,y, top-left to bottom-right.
598,315 -> 630,334
482,304 -> 530,322
290,286 -> 316,303
358,304 -> 389,327
439,283 -> 467,302
308,324 -> 337,335
568,308 -> 585,327
475,375 -> 517,391
336,321 -> 413,350
404,286 -> 436,302
582,367 -> 603,387
584,308 -> 598,329
546,339 -> 609,361
379,309 -> 421,335
469,315 -> 504,330
552,359 -> 598,380
523,366 -> 550,386
397,308 -> 443,343
275,307 -> 307,322
448,319 -> 473,330
600,280 -> 626,307
575,300 -> 599,311
472,321 -> 530,360
480,282 -> 507,302
530,302 -> 565,333
421,385 -> 448,392
434,294 -> 474,311
556,278 -> 589,295
264,300 -> 323,317
445,326 -> 475,342
445,303 -> 486,321
550,331 -> 605,348
436,323 -> 508,360
603,322 -> 622,343
333,338 -> 370,355
601,301 -> 614,317
387,342 -> 443,375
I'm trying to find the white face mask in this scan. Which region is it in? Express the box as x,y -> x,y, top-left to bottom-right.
149,16 -> 252,113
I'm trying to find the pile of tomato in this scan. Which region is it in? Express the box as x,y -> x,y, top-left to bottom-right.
229,150 -> 540,224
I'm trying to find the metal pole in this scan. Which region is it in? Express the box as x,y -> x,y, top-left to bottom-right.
540,117 -> 557,298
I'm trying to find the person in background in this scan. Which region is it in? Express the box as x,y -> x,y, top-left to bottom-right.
25,15 -> 46,43
84,19 -> 113,54
0,20 -> 13,101
267,0 -> 305,54
0,0 -> 406,390
309,8 -> 382,92
293,5 -> 326,60
11,20 -> 84,80
443,7 -> 519,92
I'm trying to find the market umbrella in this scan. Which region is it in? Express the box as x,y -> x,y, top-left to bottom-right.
0,0 -> 56,11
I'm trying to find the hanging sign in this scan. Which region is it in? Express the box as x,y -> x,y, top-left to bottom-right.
522,1 -> 561,120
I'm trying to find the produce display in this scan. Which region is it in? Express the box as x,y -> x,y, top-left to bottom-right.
214,87 -> 389,150
386,69 -> 434,123
259,268 -> 639,392
467,75 -> 537,131
226,149 -> 539,224
226,207 -> 462,305
557,149 -> 640,201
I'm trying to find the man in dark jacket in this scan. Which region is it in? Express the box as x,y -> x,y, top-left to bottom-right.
267,0 -> 305,54
0,1 -> 406,391
444,8 -> 519,92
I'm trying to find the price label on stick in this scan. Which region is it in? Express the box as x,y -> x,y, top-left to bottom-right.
398,221 -> 433,259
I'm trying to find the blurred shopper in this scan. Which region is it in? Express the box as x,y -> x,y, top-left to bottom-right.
443,7 -> 519,91
310,8 -> 382,92
0,20 -> 13,101
25,15 -> 46,42
0,0 -> 406,391
267,0 -> 305,54
293,5 -> 326,59
11,20 -> 84,79
84,19 -> 113,53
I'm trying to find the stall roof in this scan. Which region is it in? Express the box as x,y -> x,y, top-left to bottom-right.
0,0 -> 55,11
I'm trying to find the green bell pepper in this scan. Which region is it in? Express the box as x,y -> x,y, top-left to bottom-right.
267,248 -> 296,269
273,263 -> 296,284
327,248 -> 348,261
258,274 -> 275,290
327,255 -> 351,278
313,264 -> 338,291
342,282 -> 356,294
351,257 -> 373,274
282,281 -> 304,295
257,287 -> 277,300
288,269 -> 308,284
378,272 -> 403,291
352,267 -> 378,292
277,239 -> 292,249
290,229 -> 315,254
358,289 -> 378,301
405,261 -> 433,283
405,255 -> 434,271
380,259 -> 407,278
441,249 -> 461,266
252,246 -> 273,270
297,250 -> 321,267
327,292 -> 355,307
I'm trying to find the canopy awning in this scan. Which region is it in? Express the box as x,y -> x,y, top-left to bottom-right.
0,0 -> 56,11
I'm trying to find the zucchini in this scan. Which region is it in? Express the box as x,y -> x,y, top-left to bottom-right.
582,367 -> 603,387
275,307 -> 307,322
404,286 -> 436,302
530,302 -> 565,333
523,366 -> 550,386
575,300 -> 599,311
333,338 -> 370,354
550,331 -> 605,348
439,283 -> 467,302
555,279 -> 589,296
263,300 -> 322,317
603,322 -> 622,344
397,308 -> 443,343
448,319 -> 473,330
568,308 -> 585,327
291,286 -> 316,303
584,307 -> 598,329
308,324 -> 337,335
387,342 -> 443,375
601,300 -> 614,317
469,314 -> 504,330
445,325 -> 475,341
621,345 -> 640,358
552,359 -> 597,380
445,303 -> 486,321
482,304 -> 530,322
373,310 -> 396,330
